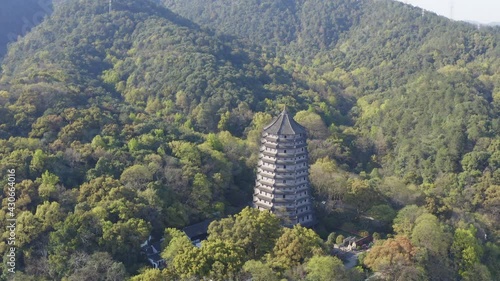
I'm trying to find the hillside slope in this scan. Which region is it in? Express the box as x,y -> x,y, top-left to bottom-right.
162,0 -> 500,90
0,0 -> 329,277
162,0 -> 359,56
163,0 -> 500,177
0,0 -> 319,137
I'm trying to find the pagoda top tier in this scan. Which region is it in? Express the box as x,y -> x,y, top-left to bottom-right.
263,107 -> 306,135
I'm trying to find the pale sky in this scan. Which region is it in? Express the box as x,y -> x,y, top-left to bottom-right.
397,0 -> 500,24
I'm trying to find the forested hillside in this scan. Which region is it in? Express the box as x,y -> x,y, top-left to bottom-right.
0,0 -> 499,280
163,0 -> 500,175
0,0 -> 348,279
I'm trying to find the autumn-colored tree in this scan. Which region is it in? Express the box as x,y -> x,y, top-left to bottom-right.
364,236 -> 422,279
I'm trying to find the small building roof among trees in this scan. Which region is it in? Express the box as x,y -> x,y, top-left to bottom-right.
182,219 -> 212,240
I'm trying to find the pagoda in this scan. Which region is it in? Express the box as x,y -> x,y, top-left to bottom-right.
253,108 -> 314,227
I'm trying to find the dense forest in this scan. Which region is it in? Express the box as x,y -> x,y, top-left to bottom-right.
0,0 -> 499,280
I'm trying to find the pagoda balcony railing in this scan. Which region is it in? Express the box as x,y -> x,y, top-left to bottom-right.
275,142 -> 306,148
294,194 -> 310,201
272,197 -> 296,203
258,179 -> 276,186
296,210 -> 314,218
264,135 -> 279,142
272,189 -> 303,195
277,169 -> 307,176
276,138 -> 302,143
275,159 -> 300,164
274,174 -> 301,180
258,165 -> 277,173
257,181 -> 304,190
255,193 -> 273,201
263,180 -> 305,186
261,150 -> 277,157
276,152 -> 302,157
294,186 -> 310,193
295,150 -> 307,156
273,149 -> 307,155
260,166 -> 309,175
270,195 -> 304,201
271,156 -> 307,162
270,182 -> 292,187
258,170 -> 276,178
298,192 -> 311,199
272,204 -> 298,211
256,181 -> 276,189
254,201 -> 272,209
255,184 -> 274,193
295,201 -> 311,208
277,174 -> 309,181
274,166 -> 308,173
260,155 -> 276,163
